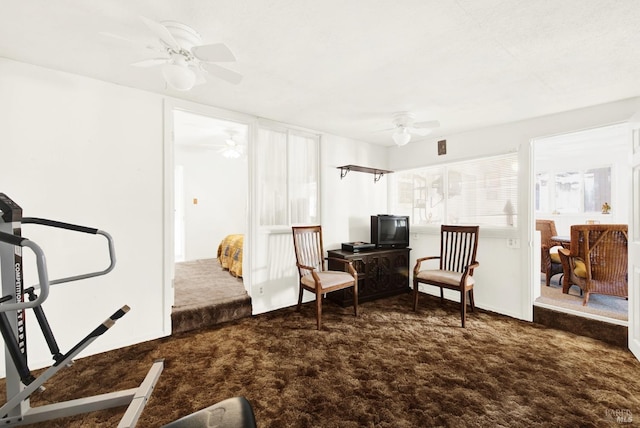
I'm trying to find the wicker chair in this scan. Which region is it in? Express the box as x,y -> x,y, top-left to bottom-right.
535,219 -> 564,287
558,224 -> 628,306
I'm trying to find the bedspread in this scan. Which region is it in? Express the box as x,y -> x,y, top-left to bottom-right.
217,234 -> 243,277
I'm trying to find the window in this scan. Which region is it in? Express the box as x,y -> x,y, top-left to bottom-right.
256,126 -> 319,226
390,153 -> 518,227
584,167 -> 611,212
534,123 -> 625,215
535,167 -> 611,214
554,171 -> 581,213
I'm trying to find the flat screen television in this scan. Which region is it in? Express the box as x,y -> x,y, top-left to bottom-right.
370,215 -> 410,248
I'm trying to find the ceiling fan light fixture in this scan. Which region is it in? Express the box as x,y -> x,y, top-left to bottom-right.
221,137 -> 244,159
222,148 -> 242,159
392,127 -> 411,146
161,63 -> 196,91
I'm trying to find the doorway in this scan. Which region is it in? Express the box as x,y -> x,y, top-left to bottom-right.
532,123 -> 629,324
170,108 -> 251,324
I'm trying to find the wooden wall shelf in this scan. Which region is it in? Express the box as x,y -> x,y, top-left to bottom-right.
337,165 -> 393,183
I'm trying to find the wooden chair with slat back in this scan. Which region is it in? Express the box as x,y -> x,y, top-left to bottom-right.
558,224 -> 628,306
291,225 -> 358,330
535,219 -> 564,286
412,225 -> 479,327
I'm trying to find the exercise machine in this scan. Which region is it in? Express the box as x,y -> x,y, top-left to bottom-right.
0,193 -> 163,427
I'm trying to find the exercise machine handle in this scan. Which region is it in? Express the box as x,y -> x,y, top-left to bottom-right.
22,217 -> 98,235
0,231 -> 49,312
22,217 -> 116,286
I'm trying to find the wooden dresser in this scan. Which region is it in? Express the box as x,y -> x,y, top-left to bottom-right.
326,247 -> 411,306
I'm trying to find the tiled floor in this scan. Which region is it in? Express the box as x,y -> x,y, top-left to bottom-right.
536,274 -> 627,321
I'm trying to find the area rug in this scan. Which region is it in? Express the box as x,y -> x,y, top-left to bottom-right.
8,293 -> 640,427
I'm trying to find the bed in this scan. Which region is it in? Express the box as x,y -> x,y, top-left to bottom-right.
217,234 -> 243,277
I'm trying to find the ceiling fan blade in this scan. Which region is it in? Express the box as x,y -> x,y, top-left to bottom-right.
140,16 -> 180,50
131,58 -> 169,67
201,63 -> 243,85
181,143 -> 225,151
371,126 -> 397,133
99,31 -> 166,56
192,43 -> 236,63
412,128 -> 435,136
412,120 -> 440,129
99,31 -> 136,44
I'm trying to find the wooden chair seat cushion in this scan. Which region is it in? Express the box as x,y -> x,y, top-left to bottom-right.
415,269 -> 475,287
301,271 -> 355,290
549,251 -> 561,264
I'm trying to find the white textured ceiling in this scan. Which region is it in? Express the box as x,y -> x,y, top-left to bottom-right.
1,0 -> 639,146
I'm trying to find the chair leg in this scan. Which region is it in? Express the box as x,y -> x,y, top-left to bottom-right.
545,268 -> 551,287
468,289 -> 475,312
440,287 -> 444,303
412,279 -> 419,311
296,285 -> 304,312
316,291 -> 323,330
353,284 -> 358,317
582,291 -> 590,306
460,290 -> 466,328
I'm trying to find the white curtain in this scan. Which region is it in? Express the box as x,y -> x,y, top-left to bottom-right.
256,126 -> 319,226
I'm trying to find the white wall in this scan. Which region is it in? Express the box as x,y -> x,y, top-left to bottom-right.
321,134 -> 389,249
0,58 -> 167,374
175,145 -> 247,261
249,133 -> 388,314
389,97 -> 640,321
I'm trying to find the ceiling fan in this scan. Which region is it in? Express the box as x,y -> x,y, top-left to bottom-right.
385,112 -> 440,146
102,16 -> 242,91
216,134 -> 245,159
180,131 -> 245,158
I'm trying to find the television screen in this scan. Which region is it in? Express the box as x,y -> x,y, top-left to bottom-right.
371,215 -> 409,248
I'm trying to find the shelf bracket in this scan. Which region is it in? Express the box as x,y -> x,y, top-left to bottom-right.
337,165 -> 393,183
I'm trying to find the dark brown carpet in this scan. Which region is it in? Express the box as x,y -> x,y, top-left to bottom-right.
6,293 -> 640,427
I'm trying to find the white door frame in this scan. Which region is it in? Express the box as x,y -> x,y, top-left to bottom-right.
162,98 -> 256,334
174,165 -> 185,262
628,113 -> 640,361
